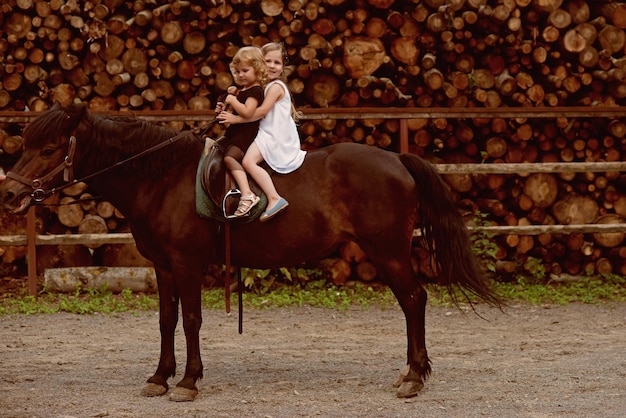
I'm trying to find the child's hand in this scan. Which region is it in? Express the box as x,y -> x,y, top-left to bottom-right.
224,94 -> 237,106
215,101 -> 226,113
227,86 -> 238,95
216,111 -> 236,124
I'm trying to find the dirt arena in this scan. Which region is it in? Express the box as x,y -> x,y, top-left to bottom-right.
1,302 -> 625,417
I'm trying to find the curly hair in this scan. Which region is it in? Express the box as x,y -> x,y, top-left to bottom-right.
229,46 -> 268,87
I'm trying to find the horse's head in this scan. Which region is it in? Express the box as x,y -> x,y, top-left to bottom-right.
0,102 -> 87,215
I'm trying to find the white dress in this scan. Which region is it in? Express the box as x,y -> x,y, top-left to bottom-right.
254,80 -> 306,174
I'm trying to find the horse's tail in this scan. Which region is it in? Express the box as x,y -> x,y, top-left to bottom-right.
398,153 -> 501,307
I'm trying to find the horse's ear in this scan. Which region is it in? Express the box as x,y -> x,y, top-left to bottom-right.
62,102 -> 88,131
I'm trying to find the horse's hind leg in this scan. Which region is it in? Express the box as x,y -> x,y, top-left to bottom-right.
376,257 -> 431,398
393,281 -> 431,398
142,268 -> 179,397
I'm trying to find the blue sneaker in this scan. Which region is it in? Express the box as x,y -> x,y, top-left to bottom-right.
260,198 -> 289,222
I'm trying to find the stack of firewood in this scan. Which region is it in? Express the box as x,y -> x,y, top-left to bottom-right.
1,0 -> 626,279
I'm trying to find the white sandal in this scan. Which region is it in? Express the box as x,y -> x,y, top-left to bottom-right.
234,195 -> 260,217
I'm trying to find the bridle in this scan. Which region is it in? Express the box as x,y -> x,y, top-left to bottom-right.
5,132 -> 187,204
4,115 -> 221,205
5,135 -> 77,202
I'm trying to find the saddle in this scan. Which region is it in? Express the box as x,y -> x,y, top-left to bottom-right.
195,137 -> 266,222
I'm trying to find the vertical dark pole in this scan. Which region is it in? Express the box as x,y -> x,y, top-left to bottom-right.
400,119 -> 409,153
27,206 -> 37,296
224,221 -> 231,314
238,267 -> 243,334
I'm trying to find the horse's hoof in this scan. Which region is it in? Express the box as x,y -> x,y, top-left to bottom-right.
396,380 -> 424,398
169,386 -> 198,402
140,382 -> 168,397
393,365 -> 410,388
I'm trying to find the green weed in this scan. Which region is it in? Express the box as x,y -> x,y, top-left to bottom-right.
1,274 -> 624,316
468,212 -> 501,273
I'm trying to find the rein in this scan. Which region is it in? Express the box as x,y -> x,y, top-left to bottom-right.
7,118 -> 218,203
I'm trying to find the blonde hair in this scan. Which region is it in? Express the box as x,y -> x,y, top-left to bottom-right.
261,42 -> 301,122
229,46 -> 268,87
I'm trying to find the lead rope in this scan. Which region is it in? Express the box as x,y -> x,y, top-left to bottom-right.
224,220 -> 232,315
238,266 -> 243,334
223,220 -> 243,334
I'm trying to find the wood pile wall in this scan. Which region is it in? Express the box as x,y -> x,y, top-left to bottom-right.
1,0 -> 626,282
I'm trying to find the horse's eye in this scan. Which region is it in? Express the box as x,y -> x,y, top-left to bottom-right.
40,147 -> 55,157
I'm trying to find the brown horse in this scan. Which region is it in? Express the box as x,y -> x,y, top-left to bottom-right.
0,102 -> 500,401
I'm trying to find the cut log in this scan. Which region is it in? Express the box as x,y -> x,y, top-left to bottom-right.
98,243 -> 153,267
596,2 -> 626,29
356,261 -> 377,282
443,155 -> 475,193
565,0 -> 590,24
532,0 -> 563,13
57,196 -> 84,228
77,215 -> 108,248
552,193 -> 599,225
305,74 -> 340,106
391,36 -> 419,65
524,173 -> 558,208
340,241 -> 367,263
548,8 -> 571,29
595,258 -> 613,275
44,266 -> 158,293
562,29 -> 586,53
319,257 -> 352,285
2,135 -> 24,155
592,214 -> 625,248
36,244 -> 93,274
62,181 -> 88,197
423,68 -> 444,90
597,24 -> 626,54
96,201 -> 116,219
342,37 -> 385,78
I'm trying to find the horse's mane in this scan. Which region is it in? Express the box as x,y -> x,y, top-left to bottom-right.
24,104 -> 203,176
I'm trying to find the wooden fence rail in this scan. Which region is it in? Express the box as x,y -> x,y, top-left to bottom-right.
1,222 -> 625,247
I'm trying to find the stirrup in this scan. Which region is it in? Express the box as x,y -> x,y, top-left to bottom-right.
222,188 -> 241,219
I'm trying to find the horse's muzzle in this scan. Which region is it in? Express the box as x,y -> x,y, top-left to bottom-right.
0,187 -> 33,215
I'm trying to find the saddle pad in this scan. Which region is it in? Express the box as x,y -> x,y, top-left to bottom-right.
195,151 -> 266,223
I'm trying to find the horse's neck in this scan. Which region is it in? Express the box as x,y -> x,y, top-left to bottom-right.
86,155 -> 199,223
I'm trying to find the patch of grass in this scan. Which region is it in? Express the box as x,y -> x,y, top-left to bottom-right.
493,274 -> 626,305
0,285 -> 158,315
0,275 -> 624,316
0,295 -> 57,315
203,280 -> 398,311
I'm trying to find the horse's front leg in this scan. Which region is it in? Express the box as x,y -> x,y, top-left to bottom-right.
390,279 -> 431,398
168,268 -> 204,402
141,267 -> 179,397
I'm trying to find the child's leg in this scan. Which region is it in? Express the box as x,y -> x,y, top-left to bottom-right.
243,144 -> 283,210
224,147 -> 254,198
224,148 -> 259,216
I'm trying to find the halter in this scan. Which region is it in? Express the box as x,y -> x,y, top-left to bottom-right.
5,131 -> 191,204
5,135 -> 77,202
5,116 -> 219,205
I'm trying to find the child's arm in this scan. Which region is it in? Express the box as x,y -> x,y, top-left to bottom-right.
219,83 -> 284,125
224,94 -> 260,119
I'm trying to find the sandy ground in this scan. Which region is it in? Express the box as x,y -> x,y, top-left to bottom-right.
0,302 -> 625,418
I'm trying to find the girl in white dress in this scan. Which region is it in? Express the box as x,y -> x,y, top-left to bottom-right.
218,42 -> 306,221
